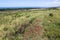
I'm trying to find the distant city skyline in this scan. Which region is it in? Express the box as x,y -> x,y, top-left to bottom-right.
0,0 -> 60,7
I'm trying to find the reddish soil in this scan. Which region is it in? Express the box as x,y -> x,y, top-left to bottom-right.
22,19 -> 44,40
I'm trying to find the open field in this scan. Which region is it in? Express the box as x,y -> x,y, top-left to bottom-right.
0,8 -> 60,40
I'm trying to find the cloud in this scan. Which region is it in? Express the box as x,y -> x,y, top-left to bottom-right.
55,0 -> 58,2
43,0 -> 60,7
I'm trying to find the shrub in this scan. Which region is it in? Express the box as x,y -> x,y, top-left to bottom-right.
49,13 -> 53,17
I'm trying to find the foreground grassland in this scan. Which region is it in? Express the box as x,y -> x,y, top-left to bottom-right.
0,9 -> 60,40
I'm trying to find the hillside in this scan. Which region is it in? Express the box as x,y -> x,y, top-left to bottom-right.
0,8 -> 60,40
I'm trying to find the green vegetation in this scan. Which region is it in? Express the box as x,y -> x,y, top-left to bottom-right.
0,8 -> 60,40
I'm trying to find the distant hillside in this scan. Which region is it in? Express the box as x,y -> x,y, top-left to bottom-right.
0,7 -> 60,11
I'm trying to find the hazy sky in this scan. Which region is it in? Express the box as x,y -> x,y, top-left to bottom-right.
0,0 -> 60,7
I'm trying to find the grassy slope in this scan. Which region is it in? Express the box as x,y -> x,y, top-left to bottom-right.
0,9 -> 60,40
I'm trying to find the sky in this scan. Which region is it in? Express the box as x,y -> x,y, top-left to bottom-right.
0,0 -> 60,7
